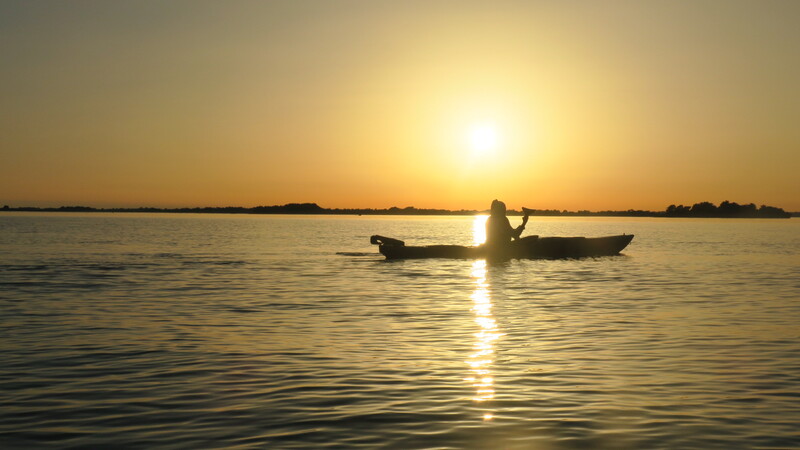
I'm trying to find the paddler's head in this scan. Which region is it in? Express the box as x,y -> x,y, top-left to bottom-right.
490,199 -> 506,216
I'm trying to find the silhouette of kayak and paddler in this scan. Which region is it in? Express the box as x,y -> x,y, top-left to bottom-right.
371,199 -> 633,260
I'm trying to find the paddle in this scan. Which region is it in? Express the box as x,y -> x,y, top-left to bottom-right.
521,207 -> 533,227
510,207 -> 533,240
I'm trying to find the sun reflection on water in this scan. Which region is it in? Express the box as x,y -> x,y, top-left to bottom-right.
473,214 -> 488,246
466,258 -> 503,419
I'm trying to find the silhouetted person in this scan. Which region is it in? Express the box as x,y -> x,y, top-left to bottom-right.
485,200 -> 529,247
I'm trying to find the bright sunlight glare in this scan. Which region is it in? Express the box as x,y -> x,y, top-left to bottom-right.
469,123 -> 499,155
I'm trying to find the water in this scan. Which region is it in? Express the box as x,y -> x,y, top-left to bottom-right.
1,213 -> 798,449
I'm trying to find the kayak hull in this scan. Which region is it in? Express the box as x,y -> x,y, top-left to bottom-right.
372,235 -> 634,260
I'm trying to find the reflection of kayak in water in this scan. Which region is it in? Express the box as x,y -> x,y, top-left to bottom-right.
370,234 -> 634,260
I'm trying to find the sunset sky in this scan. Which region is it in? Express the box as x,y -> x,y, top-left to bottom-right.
2,1 -> 799,211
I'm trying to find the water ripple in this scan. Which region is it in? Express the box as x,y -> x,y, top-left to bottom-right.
0,215 -> 798,448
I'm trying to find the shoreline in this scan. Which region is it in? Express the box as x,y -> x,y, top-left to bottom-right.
1,205 -> 795,218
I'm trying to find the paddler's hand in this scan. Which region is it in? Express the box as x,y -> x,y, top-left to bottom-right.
521,207 -> 532,224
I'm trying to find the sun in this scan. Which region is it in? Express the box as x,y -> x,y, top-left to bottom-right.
469,123 -> 499,155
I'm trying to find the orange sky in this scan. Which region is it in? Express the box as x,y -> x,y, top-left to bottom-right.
2,1 -> 799,211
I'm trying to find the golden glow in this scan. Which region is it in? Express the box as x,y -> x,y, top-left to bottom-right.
2,3 -> 799,211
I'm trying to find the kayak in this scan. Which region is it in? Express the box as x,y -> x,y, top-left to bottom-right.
370,234 -> 634,260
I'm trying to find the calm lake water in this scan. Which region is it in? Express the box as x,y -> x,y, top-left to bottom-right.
1,213 -> 798,449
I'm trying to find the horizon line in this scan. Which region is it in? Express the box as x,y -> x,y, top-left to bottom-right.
1,202 -> 796,217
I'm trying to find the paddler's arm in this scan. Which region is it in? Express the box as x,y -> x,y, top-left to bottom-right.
511,211 -> 530,241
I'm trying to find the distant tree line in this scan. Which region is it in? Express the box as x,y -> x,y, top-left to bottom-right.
664,201 -> 791,218
515,208 -> 654,217
1,201 -> 794,217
